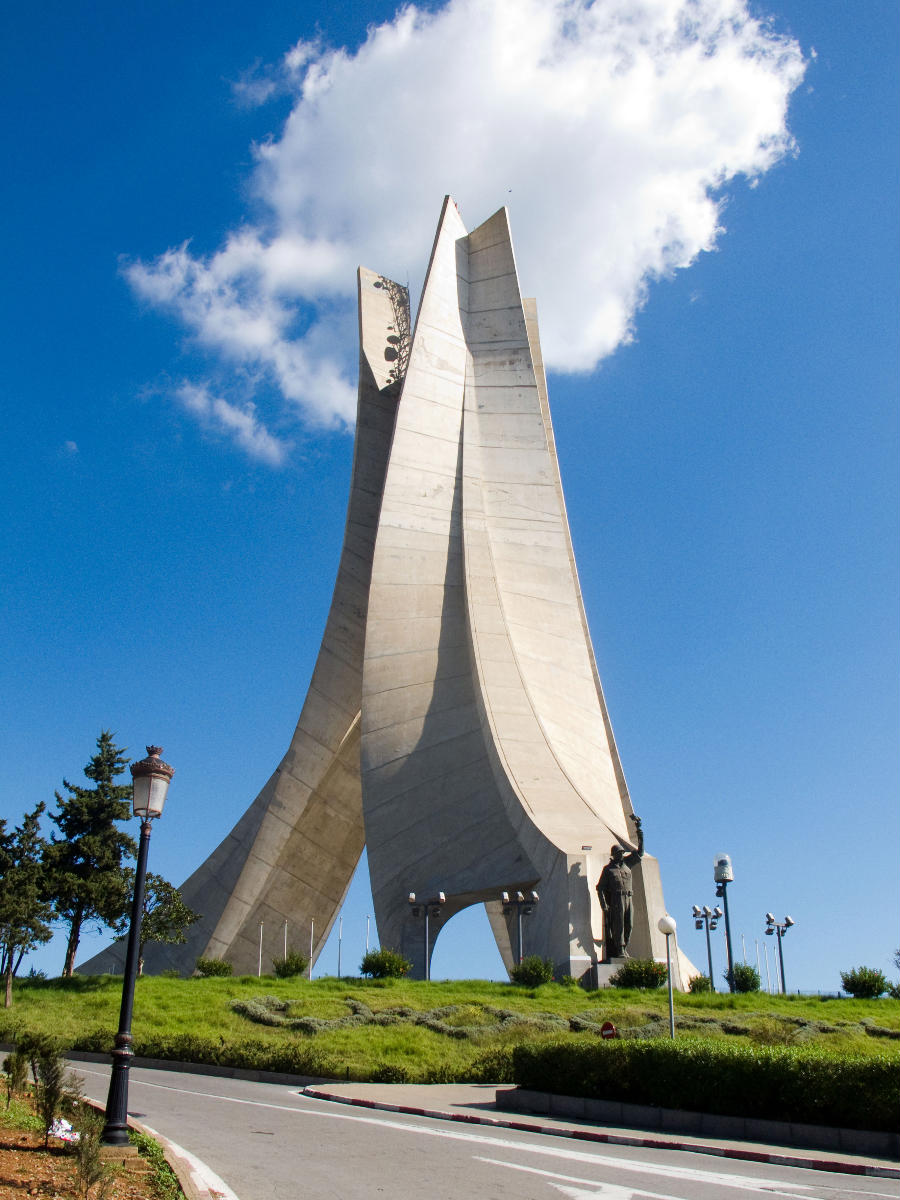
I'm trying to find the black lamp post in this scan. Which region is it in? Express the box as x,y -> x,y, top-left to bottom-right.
764,912 -> 794,993
714,853 -> 736,993
501,890 -> 540,965
407,891 -> 445,981
102,746 -> 174,1147
691,903 -> 722,991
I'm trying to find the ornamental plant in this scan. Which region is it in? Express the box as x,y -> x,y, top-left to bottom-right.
839,966 -> 890,999
609,958 -> 667,989
272,950 -> 309,979
510,955 -> 554,987
360,948 -> 411,978
194,957 -> 233,977
728,963 -> 760,993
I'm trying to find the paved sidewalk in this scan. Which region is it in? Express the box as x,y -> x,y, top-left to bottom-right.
302,1082 -> 900,1181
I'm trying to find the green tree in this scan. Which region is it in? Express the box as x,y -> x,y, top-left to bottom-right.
0,802 -> 54,1007
137,874 -> 200,973
45,731 -> 136,976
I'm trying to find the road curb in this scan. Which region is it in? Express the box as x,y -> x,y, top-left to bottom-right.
126,1113 -> 241,1200
302,1087 -> 900,1181
79,1094 -> 239,1200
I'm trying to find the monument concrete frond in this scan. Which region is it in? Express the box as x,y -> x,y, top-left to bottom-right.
80,197 -> 688,986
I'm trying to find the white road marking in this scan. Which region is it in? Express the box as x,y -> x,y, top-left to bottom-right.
477,1156 -> 685,1198
76,1066 -> 826,1195
477,1156 -> 829,1199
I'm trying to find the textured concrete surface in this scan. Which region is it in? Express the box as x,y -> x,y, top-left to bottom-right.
81,198 -> 689,983
361,199 -> 685,980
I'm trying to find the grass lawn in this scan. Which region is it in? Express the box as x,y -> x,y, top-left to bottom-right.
2,975 -> 898,1083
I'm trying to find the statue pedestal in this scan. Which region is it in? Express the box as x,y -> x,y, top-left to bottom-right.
580,959 -> 629,989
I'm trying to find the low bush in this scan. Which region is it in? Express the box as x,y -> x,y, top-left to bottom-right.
510,956 -> 554,987
272,950 -> 309,979
729,964 -> 761,993
194,958 -> 233,977
360,948 -> 411,979
688,974 -> 711,994
840,967 -> 890,999
609,959 -> 667,989
512,1038 -> 900,1132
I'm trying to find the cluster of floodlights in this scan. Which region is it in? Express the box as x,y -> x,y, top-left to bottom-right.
765,912 -> 795,993
501,889 -> 540,966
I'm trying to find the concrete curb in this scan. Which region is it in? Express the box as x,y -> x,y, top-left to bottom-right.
302,1087 -> 900,1181
127,1115 -> 240,1200
82,1085 -> 241,1199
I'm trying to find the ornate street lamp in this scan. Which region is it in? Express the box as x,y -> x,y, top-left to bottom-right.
408,891 -> 445,981
501,890 -> 540,965
764,913 -> 794,993
714,853 -> 736,993
101,746 -> 174,1148
657,914 -> 677,1038
691,903 -> 722,992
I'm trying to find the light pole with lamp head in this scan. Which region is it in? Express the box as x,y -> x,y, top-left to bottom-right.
714,853 -> 736,993
407,891 -> 445,980
501,890 -> 540,965
102,746 -> 174,1148
658,914 -> 677,1038
691,904 -> 721,991
765,913 -> 794,993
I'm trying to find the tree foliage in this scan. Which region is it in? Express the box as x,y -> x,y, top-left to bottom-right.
509,955 -> 554,986
360,948 -> 411,978
137,874 -> 200,972
44,731 -> 136,976
839,966 -> 890,999
728,963 -> 761,993
0,802 -> 53,1006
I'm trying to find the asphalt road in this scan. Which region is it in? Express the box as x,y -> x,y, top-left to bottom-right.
75,1062 -> 896,1200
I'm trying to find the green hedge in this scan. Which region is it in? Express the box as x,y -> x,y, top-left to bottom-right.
511,1038 -> 899,1132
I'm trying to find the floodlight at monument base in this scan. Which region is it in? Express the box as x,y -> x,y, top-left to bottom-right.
78,197 -> 694,989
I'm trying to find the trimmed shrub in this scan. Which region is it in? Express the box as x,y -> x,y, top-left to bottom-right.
729,963 -> 760,993
688,974 -> 711,994
609,959 -> 667,989
510,955 -> 554,987
360,948 -> 411,979
272,950 -> 309,979
840,967 -> 890,999
511,1038 -> 900,1132
194,957 -> 233,977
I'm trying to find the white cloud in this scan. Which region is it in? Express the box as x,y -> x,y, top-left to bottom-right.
176,382 -> 292,466
129,0 -> 806,457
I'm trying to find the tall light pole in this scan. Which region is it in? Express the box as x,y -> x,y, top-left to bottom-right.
658,914 -> 677,1038
714,853 -> 736,993
408,892 -> 445,980
691,904 -> 721,991
765,913 -> 794,993
501,890 -> 540,965
102,746 -> 174,1148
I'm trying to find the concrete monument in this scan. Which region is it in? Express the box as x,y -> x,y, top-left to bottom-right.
82,198 -> 691,987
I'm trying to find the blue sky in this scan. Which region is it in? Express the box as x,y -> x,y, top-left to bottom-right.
2,0 -> 897,992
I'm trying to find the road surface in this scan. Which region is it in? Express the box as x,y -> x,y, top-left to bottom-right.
75,1062 -> 895,1200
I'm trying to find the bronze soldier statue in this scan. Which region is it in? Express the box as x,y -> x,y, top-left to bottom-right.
596,815 -> 644,960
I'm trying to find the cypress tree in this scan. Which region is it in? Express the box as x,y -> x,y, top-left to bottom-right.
45,731 -> 136,976
0,802 -> 53,1006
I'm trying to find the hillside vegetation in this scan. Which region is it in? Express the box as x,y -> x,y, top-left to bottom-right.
2,975 -> 898,1086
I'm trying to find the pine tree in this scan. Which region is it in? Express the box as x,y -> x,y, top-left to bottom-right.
0,802 -> 54,1006
45,731 -> 136,977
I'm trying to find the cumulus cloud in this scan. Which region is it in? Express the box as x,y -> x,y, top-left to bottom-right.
176,382 -> 292,466
129,0 -> 806,458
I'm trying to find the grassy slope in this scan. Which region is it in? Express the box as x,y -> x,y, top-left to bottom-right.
2,975 -> 898,1083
